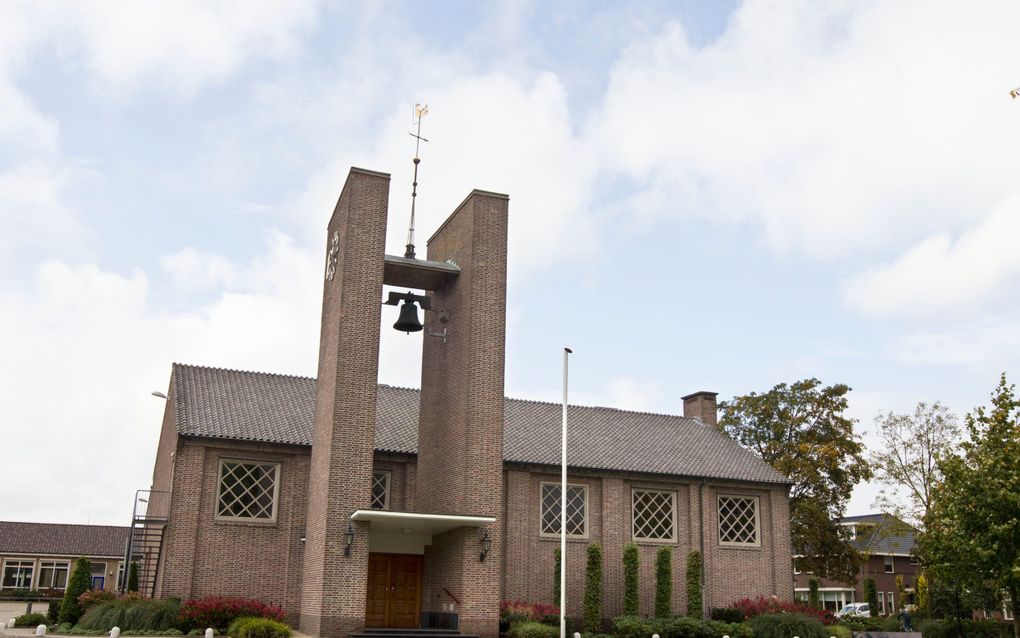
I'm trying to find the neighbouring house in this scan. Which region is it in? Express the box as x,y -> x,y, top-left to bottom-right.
793,513 -> 919,614
138,167 -> 795,638
0,521 -> 129,594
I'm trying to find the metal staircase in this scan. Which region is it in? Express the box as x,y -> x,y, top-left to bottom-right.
122,490 -> 169,597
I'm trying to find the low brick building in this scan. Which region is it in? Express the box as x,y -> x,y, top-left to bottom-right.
0,521 -> 128,594
142,167 -> 794,638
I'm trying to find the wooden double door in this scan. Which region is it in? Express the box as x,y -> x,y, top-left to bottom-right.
365,553 -> 423,628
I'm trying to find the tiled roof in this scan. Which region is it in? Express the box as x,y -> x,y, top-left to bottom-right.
171,363 -> 791,485
841,513 -> 917,555
0,521 -> 129,557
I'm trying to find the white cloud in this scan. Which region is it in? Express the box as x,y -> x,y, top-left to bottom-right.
161,246 -> 238,290
589,1 -> 1020,257
842,195 -> 1020,318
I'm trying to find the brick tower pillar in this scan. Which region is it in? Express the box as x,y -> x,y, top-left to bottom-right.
301,168 -> 391,638
416,190 -> 508,638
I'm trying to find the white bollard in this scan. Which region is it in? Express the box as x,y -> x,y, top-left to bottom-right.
573,633 -> 581,638
1,621 -> 6,633
8,620 -> 15,629
722,635 -> 730,638
36,624 -> 47,637
111,627 -> 121,638
206,628 -> 214,638
652,634 -> 660,638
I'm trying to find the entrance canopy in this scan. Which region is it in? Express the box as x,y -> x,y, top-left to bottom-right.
351,510 -> 495,555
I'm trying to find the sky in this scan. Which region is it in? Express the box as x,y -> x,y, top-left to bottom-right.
2,0 -> 1019,526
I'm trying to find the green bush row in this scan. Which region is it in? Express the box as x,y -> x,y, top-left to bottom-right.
613,614 -> 751,638
15,612 -> 49,627
507,621 -> 560,638
919,618 -> 1014,638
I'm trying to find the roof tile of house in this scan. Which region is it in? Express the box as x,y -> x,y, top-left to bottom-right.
171,363 -> 792,485
842,513 -> 917,555
0,521 -> 129,557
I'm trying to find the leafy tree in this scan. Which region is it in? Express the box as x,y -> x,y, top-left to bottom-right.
808,578 -> 820,609
865,578 -> 878,615
719,378 -> 870,581
685,551 -> 702,618
918,374 -> 1020,637
59,556 -> 91,624
553,548 -> 561,606
623,543 -> 639,616
128,561 -> 139,593
583,543 -> 602,633
868,402 -> 960,527
654,546 -> 672,618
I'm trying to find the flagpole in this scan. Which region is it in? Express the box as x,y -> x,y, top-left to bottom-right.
561,347 -> 572,638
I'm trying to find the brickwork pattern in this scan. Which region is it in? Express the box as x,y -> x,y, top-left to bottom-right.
301,168 -> 391,638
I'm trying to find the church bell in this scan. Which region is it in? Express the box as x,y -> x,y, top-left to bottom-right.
393,299 -> 424,333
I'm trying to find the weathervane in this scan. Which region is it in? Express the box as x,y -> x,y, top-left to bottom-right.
405,103 -> 429,259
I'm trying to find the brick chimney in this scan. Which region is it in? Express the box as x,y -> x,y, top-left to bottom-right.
682,390 -> 718,427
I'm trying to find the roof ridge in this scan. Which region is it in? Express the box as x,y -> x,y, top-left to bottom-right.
173,362 -> 316,382
505,394 -> 696,422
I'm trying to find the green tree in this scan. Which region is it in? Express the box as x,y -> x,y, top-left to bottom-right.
623,543 -> 639,616
808,578 -> 820,609
583,543 -> 602,633
128,561 -> 139,593
868,402 -> 960,528
685,551 -> 702,618
59,556 -> 91,624
654,546 -> 672,618
865,578 -> 878,615
918,374 -> 1020,638
719,378 -> 871,582
553,548 -> 561,606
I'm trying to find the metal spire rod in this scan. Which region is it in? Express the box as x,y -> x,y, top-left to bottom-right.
405,103 -> 429,259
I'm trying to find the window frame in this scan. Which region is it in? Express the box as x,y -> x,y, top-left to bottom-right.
884,555 -> 895,573
37,560 -> 70,590
371,470 -> 392,510
631,487 -> 677,543
539,482 -> 589,539
717,493 -> 761,548
214,458 -> 282,523
1,559 -> 35,589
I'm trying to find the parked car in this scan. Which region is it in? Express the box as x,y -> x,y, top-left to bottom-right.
836,603 -> 871,618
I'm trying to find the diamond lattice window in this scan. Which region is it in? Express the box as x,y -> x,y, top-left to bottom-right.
541,483 -> 587,536
718,495 -> 759,545
371,471 -> 391,510
632,489 -> 675,541
216,460 -> 279,520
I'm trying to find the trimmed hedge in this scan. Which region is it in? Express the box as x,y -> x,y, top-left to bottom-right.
14,612 -> 48,627
612,615 -> 751,638
808,578 -> 819,609
655,546 -> 672,618
583,543 -> 603,633
865,578 -> 878,614
506,621 -> 558,638
685,551 -> 702,618
226,617 -> 291,638
623,543 -> 639,616
749,613 -> 827,638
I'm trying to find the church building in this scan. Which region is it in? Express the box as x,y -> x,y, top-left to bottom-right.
139,167 -> 793,638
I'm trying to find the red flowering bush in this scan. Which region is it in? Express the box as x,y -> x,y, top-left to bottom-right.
178,596 -> 286,632
500,601 -> 560,628
731,595 -> 835,625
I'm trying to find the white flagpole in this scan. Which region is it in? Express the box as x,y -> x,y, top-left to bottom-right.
561,347 -> 572,638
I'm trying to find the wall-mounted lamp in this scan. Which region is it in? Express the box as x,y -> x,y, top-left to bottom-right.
479,531 -> 492,562
344,524 -> 355,557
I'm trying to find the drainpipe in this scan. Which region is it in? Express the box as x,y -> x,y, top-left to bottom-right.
700,480 -> 706,619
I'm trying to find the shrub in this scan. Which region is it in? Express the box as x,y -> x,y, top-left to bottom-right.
655,546 -> 672,618
178,597 -> 285,633
918,619 -> 1013,638
79,589 -> 119,611
226,617 -> 291,638
685,551 -> 702,618
731,595 -> 834,624
749,613 -> 827,638
703,620 -> 752,638
865,578 -> 878,614
612,616 -> 664,638
500,601 -> 559,629
78,599 -> 180,632
128,562 -> 140,594
48,599 -> 63,624
507,621 -> 558,638
807,578 -> 819,609
623,543 -> 639,616
826,624 -> 852,638
583,543 -> 603,633
709,608 -> 743,623
14,612 -> 48,627
553,548 -> 561,607
60,557 -> 92,625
